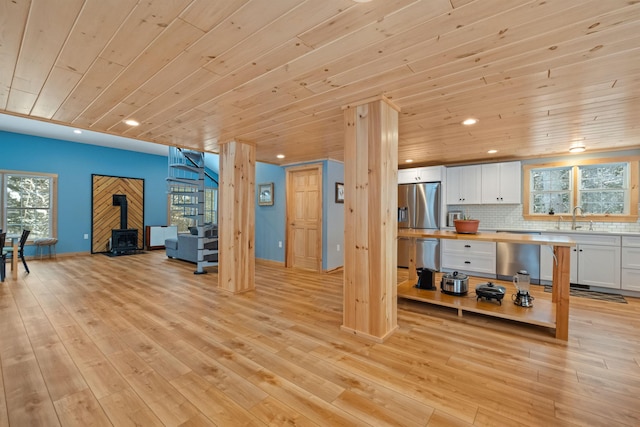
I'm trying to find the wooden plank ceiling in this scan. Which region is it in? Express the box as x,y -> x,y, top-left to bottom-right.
1,0 -> 639,166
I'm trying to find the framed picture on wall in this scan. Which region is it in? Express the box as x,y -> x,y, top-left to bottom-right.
258,182 -> 274,206
335,182 -> 344,203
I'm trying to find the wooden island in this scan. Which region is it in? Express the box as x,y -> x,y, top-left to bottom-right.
397,230 -> 576,340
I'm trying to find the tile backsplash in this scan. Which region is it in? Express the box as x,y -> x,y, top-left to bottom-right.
447,204 -> 640,233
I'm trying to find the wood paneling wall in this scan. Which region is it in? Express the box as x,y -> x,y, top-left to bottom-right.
342,97 -> 399,342
218,141 -> 255,293
91,174 -> 144,253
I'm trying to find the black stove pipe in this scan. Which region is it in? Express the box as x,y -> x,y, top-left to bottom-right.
113,194 -> 128,229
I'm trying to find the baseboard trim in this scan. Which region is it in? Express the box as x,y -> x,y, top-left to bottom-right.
256,258 -> 285,267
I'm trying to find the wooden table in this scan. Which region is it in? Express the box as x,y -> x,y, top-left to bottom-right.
397,230 -> 576,340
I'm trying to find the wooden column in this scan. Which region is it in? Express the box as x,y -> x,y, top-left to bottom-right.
218,140 -> 256,294
341,96 -> 399,342
552,245 -> 571,340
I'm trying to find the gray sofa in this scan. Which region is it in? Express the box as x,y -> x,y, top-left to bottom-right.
165,226 -> 218,264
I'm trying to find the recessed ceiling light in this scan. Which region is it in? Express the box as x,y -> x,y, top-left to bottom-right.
462,118 -> 478,126
124,119 -> 140,126
487,149 -> 497,154
73,129 -> 82,134
276,154 -> 285,159
569,145 -> 586,153
405,159 -> 413,163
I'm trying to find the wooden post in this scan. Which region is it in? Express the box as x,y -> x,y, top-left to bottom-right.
553,245 -> 571,340
341,96 -> 399,342
218,140 -> 256,294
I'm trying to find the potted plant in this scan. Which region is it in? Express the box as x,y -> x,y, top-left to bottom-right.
453,214 -> 480,234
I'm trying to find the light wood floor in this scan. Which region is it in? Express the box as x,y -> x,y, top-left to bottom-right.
1,252 -> 640,427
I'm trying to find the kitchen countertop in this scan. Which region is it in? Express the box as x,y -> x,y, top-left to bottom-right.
441,227 -> 640,237
398,229 -> 576,246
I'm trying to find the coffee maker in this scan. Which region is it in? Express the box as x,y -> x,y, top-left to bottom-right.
416,268 -> 437,290
512,270 -> 534,307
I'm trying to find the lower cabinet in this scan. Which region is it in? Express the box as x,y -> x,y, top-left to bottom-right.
441,239 -> 496,277
622,237 -> 640,291
541,233 -> 621,289
576,244 -> 621,289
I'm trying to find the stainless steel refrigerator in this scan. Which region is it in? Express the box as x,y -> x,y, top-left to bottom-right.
397,182 -> 441,269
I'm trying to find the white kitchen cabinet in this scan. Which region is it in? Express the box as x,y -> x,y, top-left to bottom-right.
576,244 -> 621,289
541,232 -> 621,289
540,243 -> 578,284
539,245 -> 555,282
398,166 -> 444,184
446,165 -> 481,205
441,239 -> 496,276
481,161 -> 521,204
621,269 -> 640,292
621,236 -> 640,291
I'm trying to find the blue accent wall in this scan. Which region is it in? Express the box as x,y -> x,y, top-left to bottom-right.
0,131 -> 337,266
202,153 -> 286,263
255,162 -> 286,262
324,160 -> 344,271
0,131 -> 168,255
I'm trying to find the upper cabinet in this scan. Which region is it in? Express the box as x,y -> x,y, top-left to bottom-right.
398,166 -> 444,184
481,161 -> 522,204
446,165 -> 482,204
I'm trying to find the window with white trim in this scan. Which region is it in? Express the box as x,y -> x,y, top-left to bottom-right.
1,171 -> 57,238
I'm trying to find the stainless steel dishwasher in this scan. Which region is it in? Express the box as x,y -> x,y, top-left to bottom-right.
496,231 -> 541,284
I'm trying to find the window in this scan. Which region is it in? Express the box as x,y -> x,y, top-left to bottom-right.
1,171 -> 57,238
168,184 -> 217,233
530,167 -> 572,214
524,157 -> 638,221
204,187 -> 218,225
578,163 -> 627,214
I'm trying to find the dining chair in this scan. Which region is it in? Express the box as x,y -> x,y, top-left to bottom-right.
4,229 -> 31,274
0,232 -> 6,282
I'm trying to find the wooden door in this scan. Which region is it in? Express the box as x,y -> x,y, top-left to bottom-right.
286,165 -> 322,271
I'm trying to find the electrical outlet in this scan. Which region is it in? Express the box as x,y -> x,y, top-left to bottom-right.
83,233 -> 89,239
337,244 -> 340,251
278,241 -> 282,248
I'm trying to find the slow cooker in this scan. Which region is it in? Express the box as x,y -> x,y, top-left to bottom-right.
441,271 -> 469,296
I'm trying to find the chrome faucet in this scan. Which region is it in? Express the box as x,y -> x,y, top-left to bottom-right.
556,215 -> 564,230
572,206 -> 585,230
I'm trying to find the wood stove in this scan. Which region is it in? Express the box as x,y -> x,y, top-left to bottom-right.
111,194 -> 138,254
111,229 -> 138,254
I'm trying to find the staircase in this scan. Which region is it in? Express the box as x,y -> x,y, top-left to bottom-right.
167,147 -> 218,274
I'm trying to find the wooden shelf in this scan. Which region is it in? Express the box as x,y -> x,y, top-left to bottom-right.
397,279 -> 556,331
397,229 -> 573,340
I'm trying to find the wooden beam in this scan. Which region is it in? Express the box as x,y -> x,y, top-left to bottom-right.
553,246 -> 571,340
218,140 -> 256,294
342,97 -> 398,342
